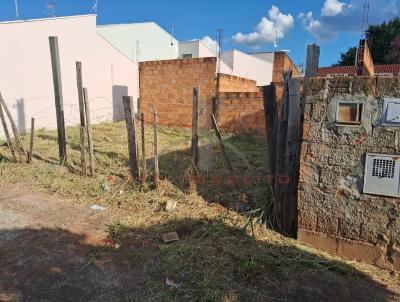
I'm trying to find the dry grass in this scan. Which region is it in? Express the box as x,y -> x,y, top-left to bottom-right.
0,121 -> 399,301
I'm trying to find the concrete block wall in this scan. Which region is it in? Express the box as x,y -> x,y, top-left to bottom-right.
139,57 -> 217,128
298,76 -> 400,271
218,92 -> 265,135
219,74 -> 261,93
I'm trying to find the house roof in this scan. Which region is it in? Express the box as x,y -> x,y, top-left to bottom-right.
318,64 -> 400,76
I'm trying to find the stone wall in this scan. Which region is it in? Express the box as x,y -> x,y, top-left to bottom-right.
219,74 -> 261,93
218,92 -> 265,135
139,57 -> 217,128
298,76 -> 400,271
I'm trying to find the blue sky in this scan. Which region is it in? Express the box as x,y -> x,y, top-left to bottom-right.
0,0 -> 399,66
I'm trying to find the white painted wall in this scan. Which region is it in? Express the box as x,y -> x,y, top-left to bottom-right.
0,15 -> 137,138
221,50 -> 273,86
249,52 -> 275,64
97,22 -> 179,62
178,40 -> 216,59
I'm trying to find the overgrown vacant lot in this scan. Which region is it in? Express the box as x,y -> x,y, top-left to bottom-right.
0,121 -> 400,301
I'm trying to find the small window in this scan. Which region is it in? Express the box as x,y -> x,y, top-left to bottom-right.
182,54 -> 193,59
336,102 -> 363,125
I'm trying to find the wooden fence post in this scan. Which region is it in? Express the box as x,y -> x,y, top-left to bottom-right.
28,118 -> 35,164
0,102 -> 17,162
263,84 -> 277,177
83,88 -> 95,177
211,114 -> 234,173
0,93 -> 26,163
141,112 -> 147,183
274,71 -> 292,233
191,87 -> 200,168
49,36 -> 67,164
123,96 -> 139,180
283,78 -> 301,235
76,62 -> 87,176
153,106 -> 159,189
305,44 -> 320,79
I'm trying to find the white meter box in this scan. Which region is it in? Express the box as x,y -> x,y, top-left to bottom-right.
382,98 -> 400,126
364,153 -> 400,197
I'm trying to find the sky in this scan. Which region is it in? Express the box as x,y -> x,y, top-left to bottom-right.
0,0 -> 399,66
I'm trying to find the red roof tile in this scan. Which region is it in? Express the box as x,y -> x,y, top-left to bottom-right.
375,64 -> 400,74
318,64 -> 400,77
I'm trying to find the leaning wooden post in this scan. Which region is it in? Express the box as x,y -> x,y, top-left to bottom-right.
28,118 -> 35,164
83,88 -> 95,177
141,112 -> 147,183
76,62 -> 87,176
0,93 -> 25,163
49,36 -> 67,164
191,87 -> 200,168
123,96 -> 139,180
153,106 -> 160,189
0,102 -> 17,162
211,114 -> 234,173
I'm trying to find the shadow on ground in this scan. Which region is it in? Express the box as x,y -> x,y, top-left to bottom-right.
0,218 -> 398,302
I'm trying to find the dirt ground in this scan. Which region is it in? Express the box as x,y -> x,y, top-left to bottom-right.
1,181 -> 400,302
0,181 -> 137,302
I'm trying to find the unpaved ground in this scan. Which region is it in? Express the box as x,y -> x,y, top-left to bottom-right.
1,181 -> 400,302
0,182 -> 138,302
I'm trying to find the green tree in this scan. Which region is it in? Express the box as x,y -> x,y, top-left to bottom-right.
336,17 -> 400,66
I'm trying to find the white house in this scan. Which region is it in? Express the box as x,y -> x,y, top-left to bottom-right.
220,50 -> 274,86
97,22 -> 179,62
178,40 -> 216,59
0,14 -> 137,138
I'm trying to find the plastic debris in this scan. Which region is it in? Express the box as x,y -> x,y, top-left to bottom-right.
166,276 -> 183,289
90,204 -> 107,211
162,232 -> 179,243
165,200 -> 177,213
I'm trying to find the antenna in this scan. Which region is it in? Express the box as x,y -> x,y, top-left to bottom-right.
361,0 -> 370,39
14,0 -> 20,19
216,28 -> 224,74
273,28 -> 279,49
45,1 -> 56,17
91,0 -> 98,14
170,24 -> 175,46
136,39 -> 141,63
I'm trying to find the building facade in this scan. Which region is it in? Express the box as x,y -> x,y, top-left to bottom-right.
0,14 -> 137,137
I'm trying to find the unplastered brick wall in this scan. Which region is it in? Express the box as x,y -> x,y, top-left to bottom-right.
272,52 -> 300,83
298,76 -> 400,271
218,74 -> 261,93
218,92 -> 265,135
139,57 -> 217,128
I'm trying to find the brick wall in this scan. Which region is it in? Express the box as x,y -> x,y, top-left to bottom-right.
299,76 -> 400,271
139,57 -> 217,128
272,52 -> 300,83
218,92 -> 265,135
219,74 -> 261,92
140,57 -> 267,135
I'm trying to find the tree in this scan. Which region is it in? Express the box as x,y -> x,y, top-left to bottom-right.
335,47 -> 358,66
389,36 -> 400,63
336,17 -> 400,66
